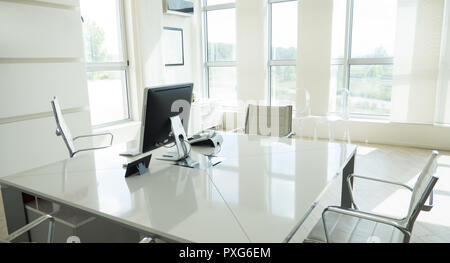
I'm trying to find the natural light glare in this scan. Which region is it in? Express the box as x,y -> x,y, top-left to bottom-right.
436,166 -> 450,192
271,1 -> 297,60
210,170 -> 239,204
271,177 -> 295,219
207,8 -> 236,61
413,164 -> 450,228
371,188 -> 411,218
271,149 -> 296,176
331,0 -> 346,59
271,66 -> 296,109
208,67 -> 238,106
351,0 -> 397,58
356,146 -> 377,156
80,0 -> 123,62
437,155 -> 450,167
87,71 -> 129,125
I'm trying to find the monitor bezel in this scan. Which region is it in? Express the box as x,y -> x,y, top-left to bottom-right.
139,83 -> 194,154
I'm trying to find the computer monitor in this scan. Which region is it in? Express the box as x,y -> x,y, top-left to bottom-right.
139,83 -> 193,154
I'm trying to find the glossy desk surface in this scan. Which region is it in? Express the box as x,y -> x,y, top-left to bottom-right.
0,132 -> 356,243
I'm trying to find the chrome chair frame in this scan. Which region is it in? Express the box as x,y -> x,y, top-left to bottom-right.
51,97 -> 114,158
1,215 -> 55,243
139,237 -> 155,243
69,133 -> 114,157
316,151 -> 439,243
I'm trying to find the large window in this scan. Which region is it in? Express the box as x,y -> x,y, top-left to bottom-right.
269,0 -> 298,110
329,0 -> 397,117
80,0 -> 130,126
203,0 -> 237,107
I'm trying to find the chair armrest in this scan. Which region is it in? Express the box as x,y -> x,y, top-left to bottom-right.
349,174 -> 413,191
72,133 -> 114,157
2,215 -> 55,243
322,206 -> 410,243
73,132 -> 114,145
346,174 -> 413,210
284,131 -> 296,138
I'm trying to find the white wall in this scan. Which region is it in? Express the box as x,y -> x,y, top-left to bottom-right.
135,0 -> 202,101
296,0 -> 333,116
0,0 -> 91,177
391,0 -> 444,124
236,0 -> 267,103
435,0 -> 450,124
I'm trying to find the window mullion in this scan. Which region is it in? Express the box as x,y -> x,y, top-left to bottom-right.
343,0 -> 354,118
268,1 -> 273,106
348,58 -> 394,65
86,62 -> 128,72
204,3 -> 235,11
203,3 -> 209,98
206,61 -> 237,67
269,60 -> 296,66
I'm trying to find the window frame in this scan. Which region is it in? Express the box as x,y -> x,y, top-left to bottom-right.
202,1 -> 237,104
81,0 -> 131,128
268,0 -> 297,107
333,0 -> 395,119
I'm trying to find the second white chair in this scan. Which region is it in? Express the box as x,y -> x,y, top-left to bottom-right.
297,89 -> 351,143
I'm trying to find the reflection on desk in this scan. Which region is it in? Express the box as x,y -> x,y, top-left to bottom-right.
0,132 -> 356,243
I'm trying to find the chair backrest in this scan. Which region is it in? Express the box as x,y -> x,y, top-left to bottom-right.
405,151 -> 439,231
51,97 -> 76,157
244,104 -> 293,137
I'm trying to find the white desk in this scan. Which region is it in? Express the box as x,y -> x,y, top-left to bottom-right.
0,132 -> 356,243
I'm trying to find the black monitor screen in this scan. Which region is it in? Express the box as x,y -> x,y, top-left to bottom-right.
140,83 -> 193,153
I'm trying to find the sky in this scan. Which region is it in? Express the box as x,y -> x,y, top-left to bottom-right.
345,0 -> 397,58
208,0 -> 397,58
78,0 -> 397,60
79,0 -> 123,61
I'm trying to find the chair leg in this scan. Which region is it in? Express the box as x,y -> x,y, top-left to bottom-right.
345,125 -> 351,144
328,122 -> 336,142
313,121 -> 318,141
298,119 -> 304,139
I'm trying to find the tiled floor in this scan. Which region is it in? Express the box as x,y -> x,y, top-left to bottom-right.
0,141 -> 449,242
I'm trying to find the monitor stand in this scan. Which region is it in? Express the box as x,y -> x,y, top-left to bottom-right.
156,116 -> 200,168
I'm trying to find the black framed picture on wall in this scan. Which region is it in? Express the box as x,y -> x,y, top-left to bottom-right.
163,27 -> 184,66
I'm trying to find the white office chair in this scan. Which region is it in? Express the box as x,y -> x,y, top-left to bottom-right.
51,96 -> 114,158
244,104 -> 295,138
305,151 -> 439,243
297,89 -> 351,143
0,215 -> 55,243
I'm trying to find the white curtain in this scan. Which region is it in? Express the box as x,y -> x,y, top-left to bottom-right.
435,0 -> 450,124
390,0 -> 444,124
